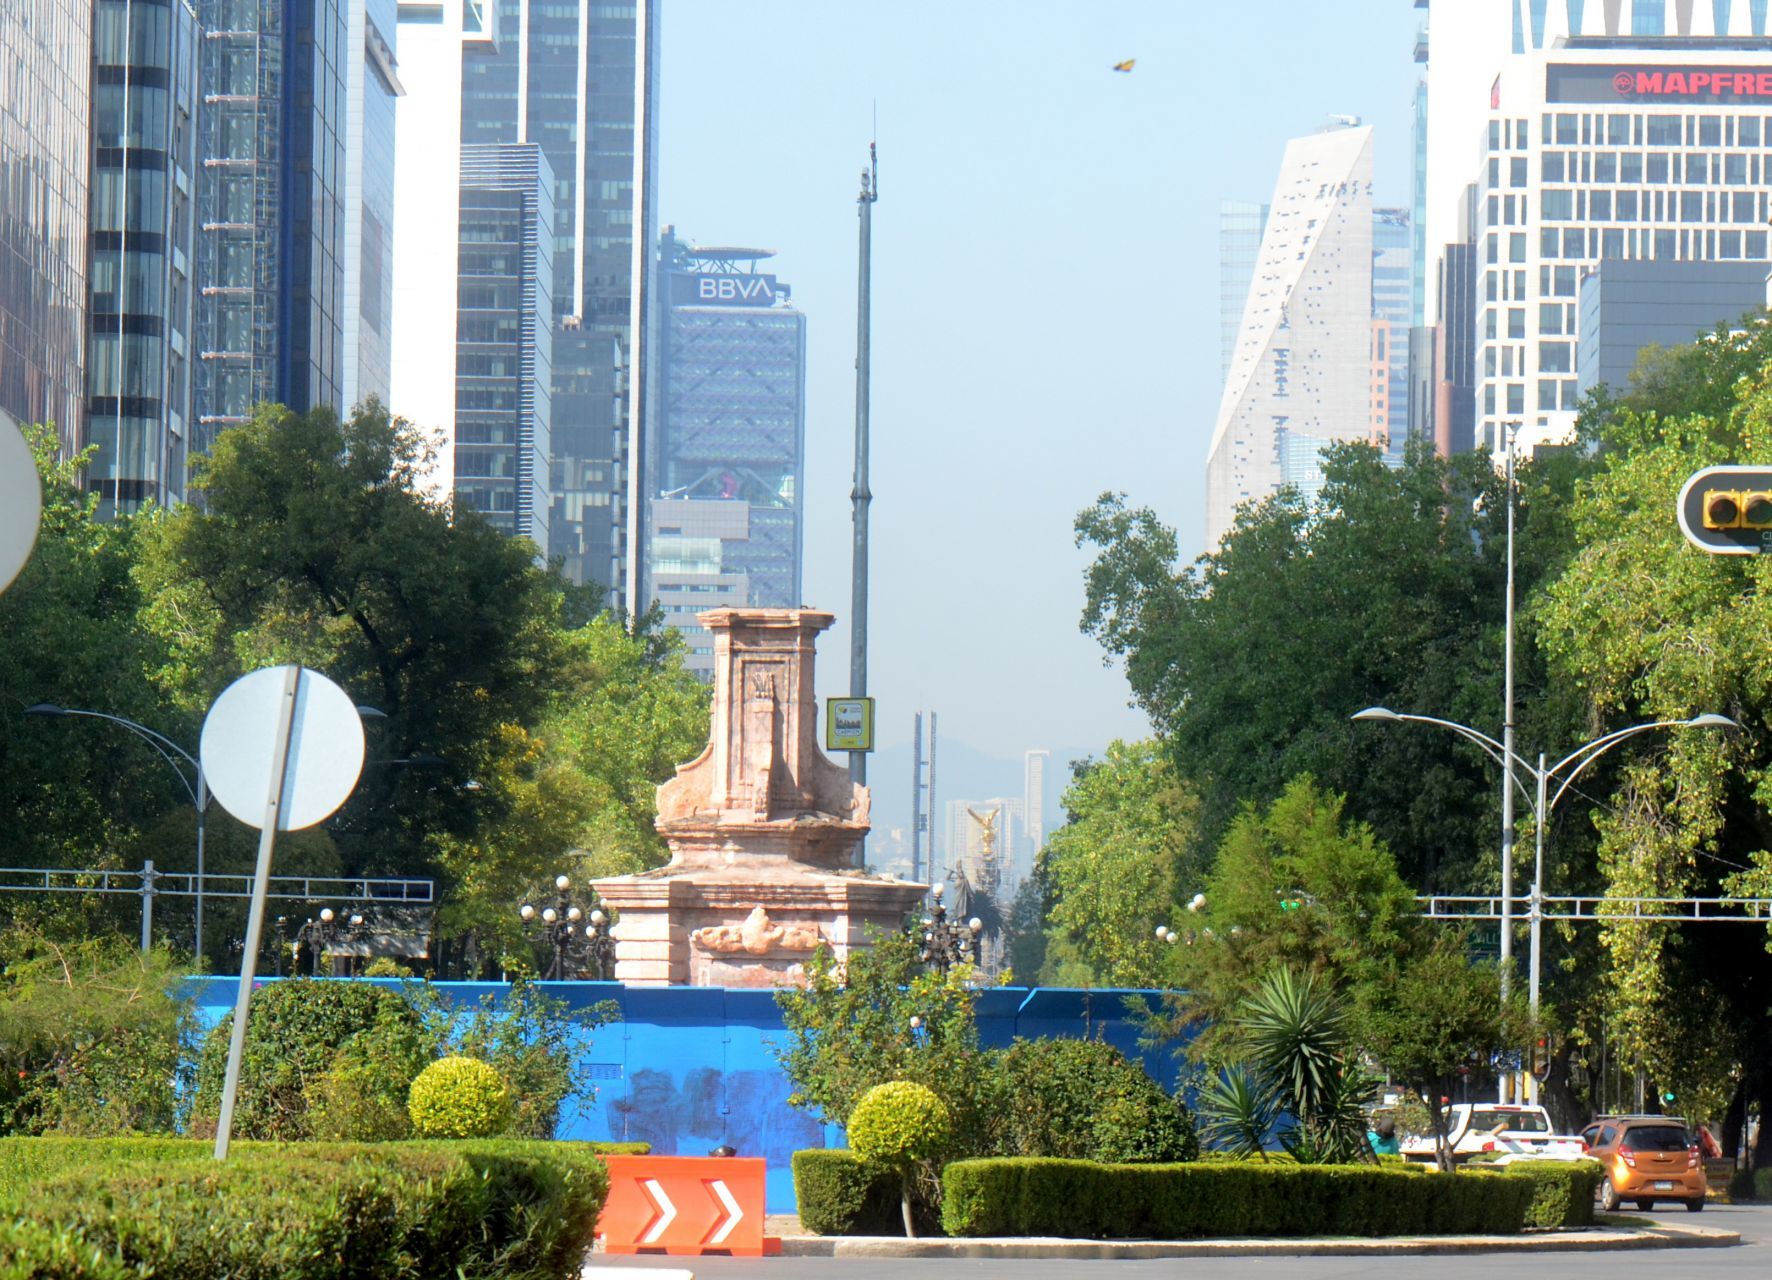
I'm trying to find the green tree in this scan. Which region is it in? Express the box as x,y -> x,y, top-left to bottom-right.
1038,740 -> 1201,987
773,931 -> 1002,1157
1163,777 -> 1425,1055
0,426 -> 186,905
1359,934 -> 1533,1171
133,400 -> 565,884
430,614 -> 708,957
1075,439 -> 1591,894
1539,374 -> 1772,1164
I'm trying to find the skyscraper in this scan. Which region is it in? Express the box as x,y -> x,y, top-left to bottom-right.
453,143 -> 553,549
194,0 -> 351,445
646,232 -> 806,675
1371,207 -> 1414,454
1467,4 -> 1772,458
0,0 -> 89,452
342,0 -> 403,412
456,0 -> 657,596
1205,123 -> 1375,548
85,0 -> 201,513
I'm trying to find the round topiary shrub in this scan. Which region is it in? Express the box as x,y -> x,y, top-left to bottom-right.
407,1056 -> 513,1139
848,1081 -> 952,1238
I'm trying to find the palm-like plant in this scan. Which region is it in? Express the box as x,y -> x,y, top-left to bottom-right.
1239,967 -> 1375,1163
1195,1065 -> 1278,1159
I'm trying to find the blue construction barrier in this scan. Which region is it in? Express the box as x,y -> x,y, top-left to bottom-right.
185,978 -> 1185,1214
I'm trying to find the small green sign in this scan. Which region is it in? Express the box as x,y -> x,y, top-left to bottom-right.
826,697 -> 875,752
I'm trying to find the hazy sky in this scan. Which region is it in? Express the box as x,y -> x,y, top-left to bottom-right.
656,1 -> 1420,775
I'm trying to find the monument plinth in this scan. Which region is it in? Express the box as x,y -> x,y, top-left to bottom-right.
593,608 -> 925,986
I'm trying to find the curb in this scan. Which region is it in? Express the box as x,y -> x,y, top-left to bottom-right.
777,1221 -> 1741,1260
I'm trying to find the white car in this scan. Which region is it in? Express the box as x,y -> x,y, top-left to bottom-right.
1399,1104 -> 1584,1163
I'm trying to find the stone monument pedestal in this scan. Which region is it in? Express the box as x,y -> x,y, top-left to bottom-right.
594,609 -> 924,986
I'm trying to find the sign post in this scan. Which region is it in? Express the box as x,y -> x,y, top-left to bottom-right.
202,665 -> 365,1158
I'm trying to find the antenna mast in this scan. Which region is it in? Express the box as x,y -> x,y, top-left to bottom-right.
849,142 -> 878,808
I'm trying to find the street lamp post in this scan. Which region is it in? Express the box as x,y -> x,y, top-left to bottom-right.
917,882 -> 982,973
1353,706 -> 1735,1095
517,875 -> 615,980
25,704 -> 209,956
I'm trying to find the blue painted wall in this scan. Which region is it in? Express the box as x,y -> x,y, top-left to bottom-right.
186,979 -> 1184,1214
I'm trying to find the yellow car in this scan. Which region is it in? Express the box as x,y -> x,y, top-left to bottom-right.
1583,1116 -> 1707,1212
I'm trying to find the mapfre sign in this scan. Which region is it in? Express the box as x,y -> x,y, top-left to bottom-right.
1550,62 -> 1772,102
671,273 -> 779,307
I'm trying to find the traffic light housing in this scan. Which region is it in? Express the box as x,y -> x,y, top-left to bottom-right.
1700,490 -> 1772,529
1679,466 -> 1772,552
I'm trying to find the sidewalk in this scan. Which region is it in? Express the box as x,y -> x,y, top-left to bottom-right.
774,1219 -> 1740,1260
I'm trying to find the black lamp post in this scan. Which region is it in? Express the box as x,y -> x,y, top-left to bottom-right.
918,882 -> 982,973
294,906 -> 368,976
518,875 -> 616,980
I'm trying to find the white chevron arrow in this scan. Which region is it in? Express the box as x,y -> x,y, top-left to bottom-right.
707,1178 -> 743,1245
639,1178 -> 677,1244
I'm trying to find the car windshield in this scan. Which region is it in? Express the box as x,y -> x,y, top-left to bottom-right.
1622,1126 -> 1691,1152
1468,1109 -> 1549,1133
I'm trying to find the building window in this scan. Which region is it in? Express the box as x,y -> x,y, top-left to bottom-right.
1741,116 -> 1763,146
1645,116 -> 1680,146
1556,113 -> 1578,144
1508,308 -> 1526,339
1510,233 -> 1528,262
1507,384 -> 1525,414
1539,303 -> 1564,334
1542,189 -> 1573,220
1542,152 -> 1566,181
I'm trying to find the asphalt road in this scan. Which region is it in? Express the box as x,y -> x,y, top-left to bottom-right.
583,1202 -> 1772,1279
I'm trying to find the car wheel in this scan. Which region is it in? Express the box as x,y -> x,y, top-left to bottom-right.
1685,1198 -> 1705,1213
1599,1178 -> 1622,1212
1634,1200 -> 1655,1212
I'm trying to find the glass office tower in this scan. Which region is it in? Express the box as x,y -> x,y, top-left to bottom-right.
458,0 -> 655,594
454,142 -> 553,550
647,233 -> 805,677
194,0 -> 348,448
86,0 -> 202,513
0,0 -> 90,453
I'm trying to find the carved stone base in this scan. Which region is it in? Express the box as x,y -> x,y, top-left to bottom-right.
592,868 -> 926,987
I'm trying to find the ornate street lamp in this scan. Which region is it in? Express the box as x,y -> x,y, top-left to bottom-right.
518,874 -> 616,980
917,882 -> 982,973
293,906 -> 370,976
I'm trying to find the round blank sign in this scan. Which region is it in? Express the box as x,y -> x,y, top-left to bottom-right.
0,419 -> 43,594
200,666 -> 366,831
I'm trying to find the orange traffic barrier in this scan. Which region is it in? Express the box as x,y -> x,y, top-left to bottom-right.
597,1155 -> 772,1257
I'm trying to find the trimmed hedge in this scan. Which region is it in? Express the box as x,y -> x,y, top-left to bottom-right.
1468,1159 -> 1603,1228
0,1137 -> 609,1279
792,1149 -> 925,1236
939,1158 -> 1535,1239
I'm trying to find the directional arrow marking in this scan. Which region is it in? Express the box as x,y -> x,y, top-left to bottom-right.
639,1177 -> 677,1244
707,1178 -> 743,1245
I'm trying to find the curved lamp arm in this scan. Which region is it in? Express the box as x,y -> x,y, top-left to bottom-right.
1351,707 -> 1536,810
27,705 -> 201,808
1546,715 -> 1737,813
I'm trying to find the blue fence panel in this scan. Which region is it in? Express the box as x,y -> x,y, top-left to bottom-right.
186,978 -> 1187,1214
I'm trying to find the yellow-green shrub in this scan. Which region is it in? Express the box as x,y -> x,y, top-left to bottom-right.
407,1056 -> 512,1139
848,1081 -> 951,1167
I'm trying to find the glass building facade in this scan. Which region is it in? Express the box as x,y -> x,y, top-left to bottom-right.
458,0 -> 652,593
0,0 -> 90,451
194,0 -> 348,448
647,233 -> 806,677
86,0 -> 202,514
343,0 -> 401,410
1472,44 -> 1772,457
455,142 -> 553,550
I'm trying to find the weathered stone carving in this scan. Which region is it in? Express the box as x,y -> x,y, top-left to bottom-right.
692,906 -> 825,955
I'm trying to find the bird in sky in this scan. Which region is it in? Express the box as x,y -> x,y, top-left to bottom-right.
1112,59 -> 1136,73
